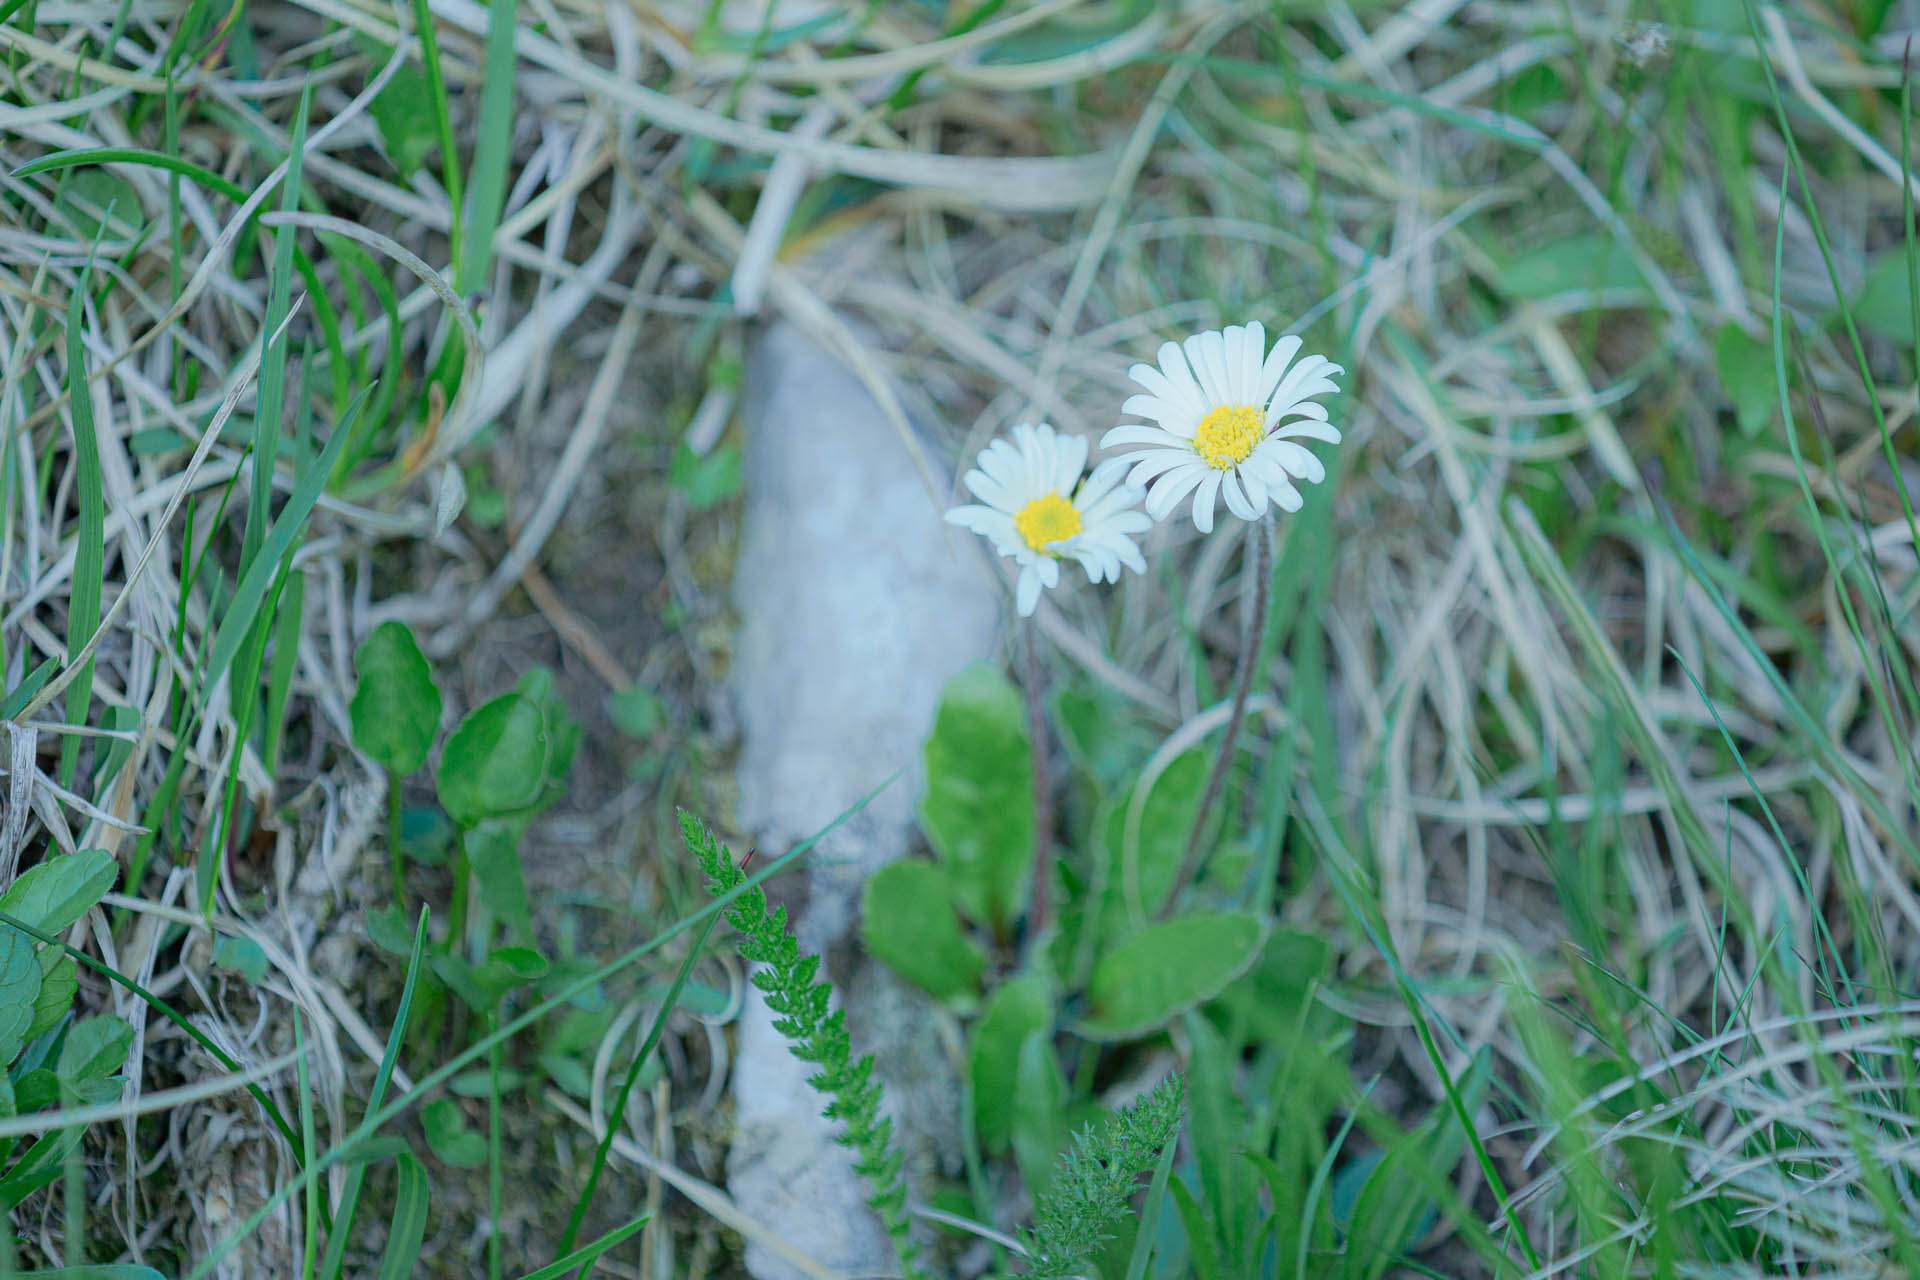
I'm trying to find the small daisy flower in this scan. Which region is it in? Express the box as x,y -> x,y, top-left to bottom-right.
946,423 -> 1150,616
1100,322 -> 1343,533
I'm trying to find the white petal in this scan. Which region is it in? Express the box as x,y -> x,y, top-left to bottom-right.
1104,424 -> 1189,450
1191,471 -> 1222,533
1241,322 -> 1267,395
1128,359 -> 1206,423
1225,323 -> 1263,404
1220,469 -> 1255,521
1183,330 -> 1230,407
1125,449 -> 1201,489
1266,357 -> 1342,425
1016,563 -> 1044,616
1260,439 -> 1326,484
1083,487 -> 1147,524
975,441 -> 1024,504
1073,462 -> 1120,510
1011,424 -> 1047,494
948,506 -> 1023,557
1053,429 -> 1089,493
960,468 -> 1011,511
1146,464 -> 1207,520
1120,395 -> 1199,436
1155,340 -> 1210,417
1255,334 -> 1305,405
1038,557 -> 1060,588
1236,463 -> 1267,512
1272,417 -> 1342,445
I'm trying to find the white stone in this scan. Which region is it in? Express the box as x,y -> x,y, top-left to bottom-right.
727,321 -> 997,1280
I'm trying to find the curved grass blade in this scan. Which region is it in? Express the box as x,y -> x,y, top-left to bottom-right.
374,1152 -> 429,1280
184,783 -> 894,1280
321,906 -> 430,1280
0,910 -> 300,1151
553,904 -> 720,1261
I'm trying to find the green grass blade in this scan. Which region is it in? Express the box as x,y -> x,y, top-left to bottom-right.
459,0 -> 518,291
320,906 -> 430,1280
201,386 -> 369,690
58,285 -> 103,788
1121,1129 -> 1180,1280
184,787 -> 891,1280
0,911 -> 300,1153
12,147 -> 250,201
514,1215 -> 651,1280
554,906 -> 722,1261
298,1011 -> 321,1280
374,1153 -> 429,1280
1,657 -> 59,720
408,0 -> 463,274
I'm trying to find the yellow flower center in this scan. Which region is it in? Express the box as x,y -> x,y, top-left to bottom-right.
1015,492 -> 1081,553
1192,404 -> 1264,470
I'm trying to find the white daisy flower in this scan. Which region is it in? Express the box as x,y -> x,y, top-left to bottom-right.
1100,322 -> 1343,533
946,423 -> 1151,616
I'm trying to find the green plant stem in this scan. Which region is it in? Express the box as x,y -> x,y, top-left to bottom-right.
487,1011 -> 503,1280
450,834 -> 470,952
556,907 -> 722,1266
388,768 -> 405,904
1163,513 -> 1272,918
1022,614 -> 1052,945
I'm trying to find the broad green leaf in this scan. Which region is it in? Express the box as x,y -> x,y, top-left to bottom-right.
349,621 -> 442,775
376,1152 -> 430,1280
0,926 -> 43,1064
400,804 -> 455,866
969,976 -> 1052,1152
436,692 -> 547,825
25,949 -> 77,1044
608,685 -> 664,738
365,904 -> 417,957
52,167 -> 140,241
0,1064 -> 14,1164
1852,248 -> 1920,346
466,820 -> 534,946
668,443 -> 742,510
919,662 -> 1034,931
0,848 -> 118,936
1498,233 -> 1649,302
519,666 -> 580,788
1713,323 -> 1778,438
58,1014 -> 133,1082
213,935 -> 269,984
0,1127 -> 83,1208
13,1068 -> 61,1113
1079,912 -> 1268,1040
1051,684 -> 1139,789
369,61 -> 439,179
430,953 -> 487,1012
1101,750 -> 1207,932
421,1097 -> 486,1168
1010,1029 -> 1068,1197
23,1265 -> 175,1278
1208,929 -> 1330,1044
858,859 -> 985,1001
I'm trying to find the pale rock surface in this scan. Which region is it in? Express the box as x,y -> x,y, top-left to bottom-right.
729,321 -> 998,1280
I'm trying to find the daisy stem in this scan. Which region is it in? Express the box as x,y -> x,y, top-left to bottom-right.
1163,512 -> 1272,918
1023,613 -> 1053,942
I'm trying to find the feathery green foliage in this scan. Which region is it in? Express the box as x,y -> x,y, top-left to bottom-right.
681,809 -> 925,1279
1020,1073 -> 1185,1278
